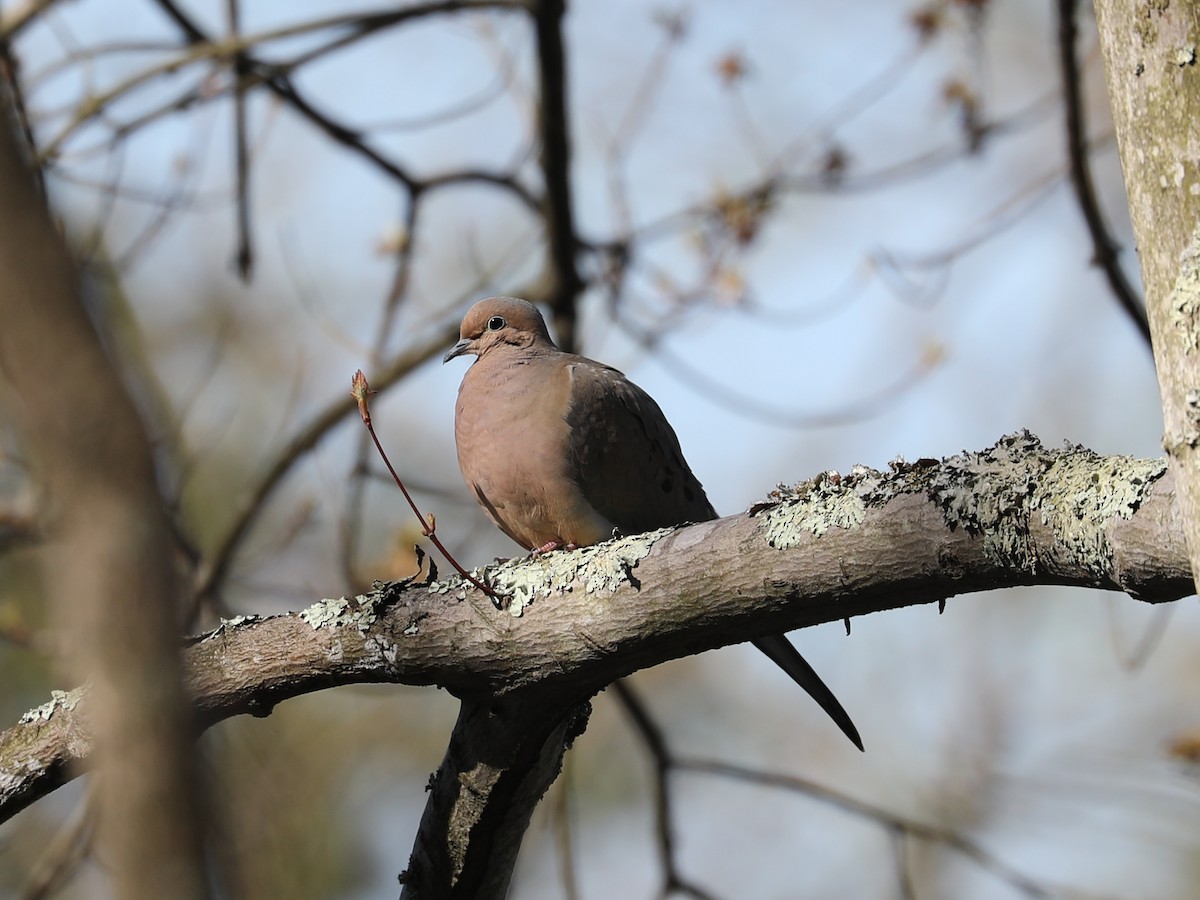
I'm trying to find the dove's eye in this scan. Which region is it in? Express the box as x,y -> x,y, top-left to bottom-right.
486,316 -> 506,331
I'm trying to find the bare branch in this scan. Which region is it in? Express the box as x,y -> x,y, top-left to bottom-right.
226,0 -> 252,280
1,437 -> 1189,893
0,0 -> 60,41
611,680 -> 718,900
1056,0 -> 1149,343
532,0 -> 583,349
677,759 -> 1055,899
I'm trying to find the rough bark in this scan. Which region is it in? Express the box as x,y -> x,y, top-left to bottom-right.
0,434 -> 1189,896
1094,0 -> 1200,590
401,696 -> 587,900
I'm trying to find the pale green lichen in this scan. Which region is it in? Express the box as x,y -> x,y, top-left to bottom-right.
299,597 -> 348,628
930,432 -> 1165,577
351,593 -> 383,632
299,594 -> 380,633
20,687 -> 84,724
929,431 -> 1050,572
756,431 -> 1165,583
198,614 -> 261,643
427,576 -> 470,602
1032,450 -> 1166,581
756,465 -> 896,549
1183,389 -> 1200,449
1135,0 -> 1170,48
1169,224 -> 1200,353
427,530 -> 669,617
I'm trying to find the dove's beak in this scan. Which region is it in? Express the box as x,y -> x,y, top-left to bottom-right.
443,338 -> 473,363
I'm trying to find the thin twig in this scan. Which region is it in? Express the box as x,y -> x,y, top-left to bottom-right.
1056,0 -> 1150,344
531,0 -> 583,350
0,33 -> 44,198
191,320 -> 459,603
0,0 -> 61,41
19,794 -> 95,899
1106,596 -> 1174,671
678,758 -> 1057,899
151,0 -> 415,185
615,309 -> 938,430
226,0 -> 253,280
148,0 -> 532,199
339,196 -> 422,589
890,826 -> 917,900
550,765 -> 579,900
352,370 -> 500,604
609,680 -> 718,900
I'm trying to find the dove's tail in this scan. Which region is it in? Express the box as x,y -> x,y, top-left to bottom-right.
752,634 -> 863,751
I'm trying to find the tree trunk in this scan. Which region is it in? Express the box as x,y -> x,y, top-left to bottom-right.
1094,0 -> 1200,592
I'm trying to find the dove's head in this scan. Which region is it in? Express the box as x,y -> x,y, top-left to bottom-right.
443,297 -> 556,363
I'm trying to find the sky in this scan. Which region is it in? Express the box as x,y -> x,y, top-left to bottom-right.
3,1 -> 1196,898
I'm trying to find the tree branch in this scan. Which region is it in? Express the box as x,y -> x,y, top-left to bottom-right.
0,434 -> 1189,895
532,0 -> 584,350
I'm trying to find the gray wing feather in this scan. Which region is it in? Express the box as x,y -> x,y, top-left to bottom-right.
564,359 -> 864,751
564,360 -> 717,534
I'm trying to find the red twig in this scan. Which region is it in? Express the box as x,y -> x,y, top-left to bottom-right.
351,370 -> 502,606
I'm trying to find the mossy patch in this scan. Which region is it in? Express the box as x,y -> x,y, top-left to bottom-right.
20,687 -> 85,724
298,594 -> 382,633
754,463 -> 908,549
427,530 -> 670,617
754,431 -> 1166,582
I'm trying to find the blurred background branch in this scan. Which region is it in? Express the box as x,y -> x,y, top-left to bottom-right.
0,82 -> 211,898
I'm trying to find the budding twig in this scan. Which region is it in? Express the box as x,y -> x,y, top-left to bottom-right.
351,370 -> 502,606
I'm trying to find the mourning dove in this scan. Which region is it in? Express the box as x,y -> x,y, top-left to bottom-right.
444,296 -> 862,750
